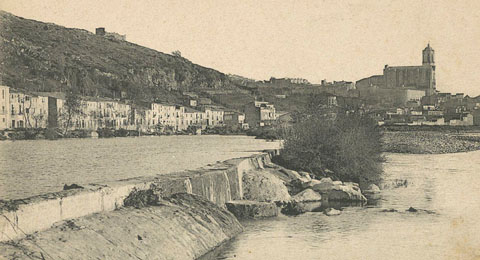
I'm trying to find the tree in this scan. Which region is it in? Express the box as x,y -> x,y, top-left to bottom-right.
277,94 -> 384,188
62,90 -> 83,135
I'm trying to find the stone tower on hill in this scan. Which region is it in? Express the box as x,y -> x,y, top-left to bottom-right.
422,43 -> 435,66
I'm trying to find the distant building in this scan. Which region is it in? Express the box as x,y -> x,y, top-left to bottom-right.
204,106 -> 224,127
356,44 -> 437,97
449,113 -> 473,126
473,109 -> 480,126
95,27 -> 126,41
184,107 -> 207,129
9,90 -> 49,129
244,101 -> 276,127
0,86 -> 10,130
198,98 -> 212,106
224,110 -> 247,130
268,77 -> 310,85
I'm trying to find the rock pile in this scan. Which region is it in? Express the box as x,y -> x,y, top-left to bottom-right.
236,166 -> 368,217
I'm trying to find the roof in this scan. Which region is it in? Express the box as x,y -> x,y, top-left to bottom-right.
423,43 -> 434,51
30,91 -> 66,99
184,107 -> 202,113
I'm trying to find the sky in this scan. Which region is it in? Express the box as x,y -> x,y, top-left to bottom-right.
1,0 -> 480,96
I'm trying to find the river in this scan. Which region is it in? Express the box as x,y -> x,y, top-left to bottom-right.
0,135 -> 280,200
206,151 -> 480,260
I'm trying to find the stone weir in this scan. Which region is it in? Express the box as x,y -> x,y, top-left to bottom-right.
0,150 -> 279,259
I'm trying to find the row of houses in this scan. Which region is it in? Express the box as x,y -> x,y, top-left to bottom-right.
0,85 -> 258,132
377,95 -> 480,126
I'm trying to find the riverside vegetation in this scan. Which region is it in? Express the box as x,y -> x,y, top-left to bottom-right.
273,95 -> 384,189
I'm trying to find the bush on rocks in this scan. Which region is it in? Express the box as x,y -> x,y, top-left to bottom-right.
276,104 -> 384,188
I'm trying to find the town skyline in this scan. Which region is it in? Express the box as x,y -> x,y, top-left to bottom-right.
1,0 -> 480,96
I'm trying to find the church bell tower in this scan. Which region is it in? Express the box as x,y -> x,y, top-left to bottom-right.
422,43 -> 435,66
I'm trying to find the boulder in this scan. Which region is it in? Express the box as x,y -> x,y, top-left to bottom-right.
279,168 -> 302,180
332,181 -> 343,185
298,171 -> 312,181
281,200 -> 322,215
226,200 -> 278,219
311,180 -> 336,193
320,177 -> 333,183
242,170 -> 292,202
344,182 -> 359,187
365,184 -> 381,193
306,179 -> 321,186
324,208 -> 341,216
327,184 -> 367,202
293,189 -> 322,202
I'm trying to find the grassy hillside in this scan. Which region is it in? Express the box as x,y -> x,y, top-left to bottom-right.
0,11 -> 238,103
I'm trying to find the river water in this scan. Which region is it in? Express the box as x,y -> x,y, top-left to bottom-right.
208,151 -> 480,260
0,135 -> 280,200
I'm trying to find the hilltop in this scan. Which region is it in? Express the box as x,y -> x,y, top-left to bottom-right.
0,11 -> 242,104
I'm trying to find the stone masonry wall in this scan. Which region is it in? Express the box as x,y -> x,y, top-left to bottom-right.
0,150 -> 278,242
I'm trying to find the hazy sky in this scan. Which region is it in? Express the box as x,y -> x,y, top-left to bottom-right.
1,0 -> 480,96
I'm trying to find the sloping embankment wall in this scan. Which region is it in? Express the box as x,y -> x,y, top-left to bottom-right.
0,150 -> 279,242
0,193 -> 244,260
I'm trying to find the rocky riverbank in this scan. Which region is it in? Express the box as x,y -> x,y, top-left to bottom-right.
382,131 -> 480,154
231,161 -> 369,217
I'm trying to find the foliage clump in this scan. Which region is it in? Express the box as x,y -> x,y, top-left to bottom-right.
276,95 -> 384,187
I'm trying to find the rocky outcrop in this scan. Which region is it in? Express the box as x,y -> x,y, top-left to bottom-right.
0,193 -> 243,260
0,11 -> 237,102
311,177 -> 367,202
242,169 -> 292,203
226,200 -> 278,219
292,188 -> 322,202
281,189 -> 323,215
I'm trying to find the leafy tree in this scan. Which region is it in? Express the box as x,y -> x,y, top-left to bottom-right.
277,94 -> 384,187
62,90 -> 83,135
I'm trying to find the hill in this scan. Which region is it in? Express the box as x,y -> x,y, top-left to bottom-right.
0,11 -> 240,104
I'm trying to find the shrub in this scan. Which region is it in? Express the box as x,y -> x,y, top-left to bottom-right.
277,112 -> 384,187
97,128 -> 115,138
45,128 -> 60,140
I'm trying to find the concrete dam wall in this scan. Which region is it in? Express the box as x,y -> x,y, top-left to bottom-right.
0,150 -> 278,259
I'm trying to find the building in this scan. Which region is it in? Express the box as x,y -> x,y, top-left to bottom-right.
204,106 -> 224,127
223,110 -> 247,130
184,107 -> 207,129
150,103 -> 178,130
449,113 -> 473,126
1,86 -> 236,133
268,77 -> 310,86
9,90 -> 49,129
356,44 -> 437,97
198,98 -> 212,106
0,86 -> 10,130
244,101 -> 276,127
95,27 -> 126,41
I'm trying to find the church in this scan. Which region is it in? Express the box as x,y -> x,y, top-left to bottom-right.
356,44 -> 437,96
